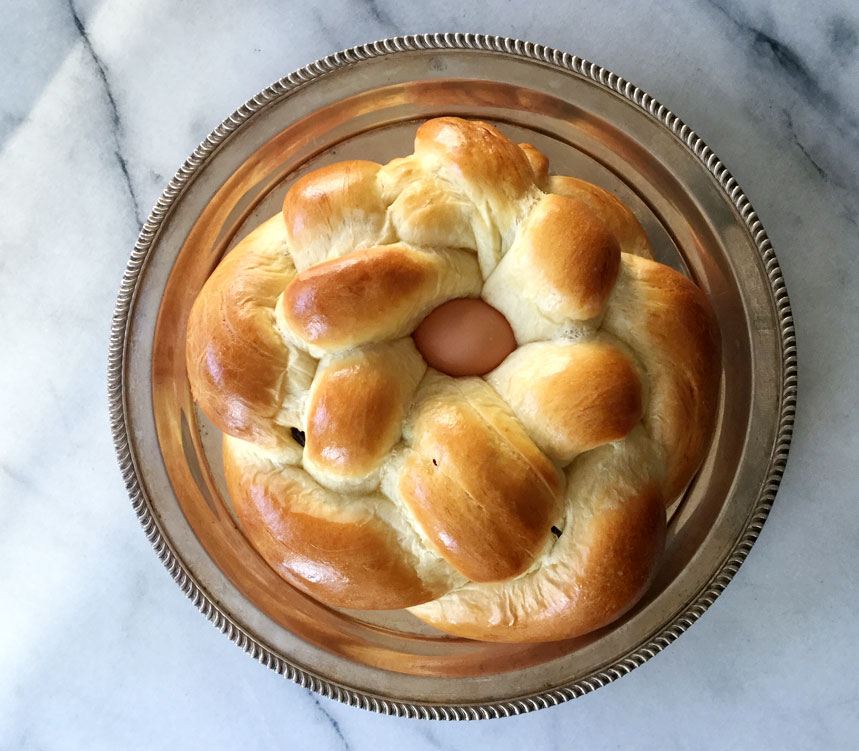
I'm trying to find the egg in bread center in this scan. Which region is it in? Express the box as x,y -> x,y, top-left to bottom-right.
412,298 -> 517,376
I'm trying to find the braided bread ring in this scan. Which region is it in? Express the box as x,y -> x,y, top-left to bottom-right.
186,118 -> 720,642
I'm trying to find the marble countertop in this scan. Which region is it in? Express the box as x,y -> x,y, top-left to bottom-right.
2,0 -> 857,748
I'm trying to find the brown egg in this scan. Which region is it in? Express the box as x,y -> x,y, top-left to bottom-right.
413,298 -> 517,377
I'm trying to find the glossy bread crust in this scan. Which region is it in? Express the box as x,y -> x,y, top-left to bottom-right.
303,340 -> 425,492
487,339 -> 644,464
185,214 -> 311,447
604,255 -> 722,499
186,117 -> 721,641
223,435 -> 455,610
280,244 -> 481,354
409,428 -> 667,641
398,375 -> 563,583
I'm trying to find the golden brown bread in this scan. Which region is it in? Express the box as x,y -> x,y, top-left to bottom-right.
481,193 -> 621,342
186,117 -> 721,642
280,243 -> 481,356
303,340 -> 425,492
603,255 -> 721,499
283,160 -> 388,271
185,214 -> 315,447
549,176 -> 653,259
397,374 -> 563,583
223,435 -> 456,609
409,427 -> 667,641
486,339 -> 644,464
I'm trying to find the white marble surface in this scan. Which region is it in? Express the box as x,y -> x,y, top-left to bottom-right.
1,0 -> 857,748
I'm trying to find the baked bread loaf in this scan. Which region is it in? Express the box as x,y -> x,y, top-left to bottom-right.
186,117 -> 720,642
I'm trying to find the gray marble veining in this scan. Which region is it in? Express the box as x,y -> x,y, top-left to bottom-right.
1,0 -> 857,748
67,0 -> 144,227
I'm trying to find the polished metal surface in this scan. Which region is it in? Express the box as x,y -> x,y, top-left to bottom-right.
108,34 -> 796,719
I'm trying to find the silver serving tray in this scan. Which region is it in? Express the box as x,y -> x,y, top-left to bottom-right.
108,34 -> 796,719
